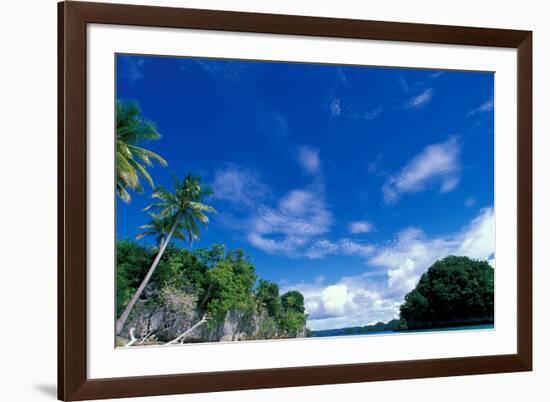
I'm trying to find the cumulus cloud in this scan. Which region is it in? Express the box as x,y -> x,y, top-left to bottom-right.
349,220 -> 374,234
283,275 -> 399,330
283,208 -> 495,330
466,100 -> 494,117
383,137 -> 461,204
297,146 -> 321,175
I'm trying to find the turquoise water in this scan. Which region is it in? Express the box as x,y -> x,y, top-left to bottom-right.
402,324 -> 494,333
312,324 -> 494,338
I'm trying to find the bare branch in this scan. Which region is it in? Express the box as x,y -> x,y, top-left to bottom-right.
166,314 -> 210,345
123,327 -> 138,347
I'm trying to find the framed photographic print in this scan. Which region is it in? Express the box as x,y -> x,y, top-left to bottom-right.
58,1 -> 532,400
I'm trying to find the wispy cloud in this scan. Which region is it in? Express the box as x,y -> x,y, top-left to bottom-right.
304,238 -> 375,259
211,165 -> 268,208
247,185 -> 332,257
330,99 -> 342,116
297,146 -> 321,175
369,207 -> 494,296
349,220 -> 374,234
364,106 -> 384,120
214,164 -> 376,260
193,59 -> 248,82
402,88 -> 434,109
466,100 -> 494,117
465,197 -> 476,207
382,137 -> 461,204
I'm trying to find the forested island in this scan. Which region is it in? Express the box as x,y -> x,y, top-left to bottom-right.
116,241 -> 309,346
312,256 -> 494,338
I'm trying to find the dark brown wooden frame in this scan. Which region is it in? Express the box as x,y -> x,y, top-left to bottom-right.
58,1 -> 532,400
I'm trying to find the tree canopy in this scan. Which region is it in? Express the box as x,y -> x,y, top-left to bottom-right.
399,256 -> 494,330
116,241 -> 308,340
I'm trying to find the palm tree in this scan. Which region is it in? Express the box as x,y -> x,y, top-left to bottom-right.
116,173 -> 216,335
116,99 -> 168,203
136,213 -> 186,249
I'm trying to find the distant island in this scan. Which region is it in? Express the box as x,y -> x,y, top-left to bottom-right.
312,319 -> 402,338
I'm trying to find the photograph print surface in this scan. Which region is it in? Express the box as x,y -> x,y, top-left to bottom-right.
114,54 -> 495,347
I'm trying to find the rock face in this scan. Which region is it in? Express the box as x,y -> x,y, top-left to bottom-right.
122,299 -> 200,342
122,301 -> 307,344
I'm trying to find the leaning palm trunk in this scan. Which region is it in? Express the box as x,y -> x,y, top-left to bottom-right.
116,217 -> 179,335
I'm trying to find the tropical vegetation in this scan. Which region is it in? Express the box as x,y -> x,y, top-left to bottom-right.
116,241 -> 308,344
115,99 -> 308,344
114,98 -> 493,346
398,256 -> 494,330
115,173 -> 216,334
116,99 -> 167,203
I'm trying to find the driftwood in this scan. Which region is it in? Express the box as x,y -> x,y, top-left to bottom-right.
124,327 -> 156,347
123,328 -> 138,347
166,314 -> 210,345
123,314 -> 210,347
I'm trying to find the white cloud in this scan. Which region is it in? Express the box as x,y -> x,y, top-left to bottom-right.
297,146 -> 321,175
369,208 -> 495,297
211,165 -> 268,207
304,238 -> 375,259
330,99 -> 341,116
403,88 -> 433,109
383,137 -> 461,203
247,187 -> 376,259
283,208 -> 495,330
283,276 -> 399,330
349,220 -> 374,234
465,197 -> 476,207
466,100 -> 494,117
247,186 -> 332,257
322,284 -> 355,316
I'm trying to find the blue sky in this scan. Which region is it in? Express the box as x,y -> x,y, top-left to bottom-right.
116,54 -> 495,330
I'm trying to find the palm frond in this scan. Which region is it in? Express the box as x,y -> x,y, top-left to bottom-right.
115,99 -> 168,202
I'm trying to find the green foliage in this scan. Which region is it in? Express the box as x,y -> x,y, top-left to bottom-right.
255,279 -> 282,319
136,213 -> 187,246
279,291 -> 307,336
155,246 -> 208,294
116,99 -> 167,202
116,240 -> 155,316
205,249 -> 257,320
281,290 -> 306,314
399,256 -> 494,330
116,240 -> 308,339
144,173 -> 216,244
